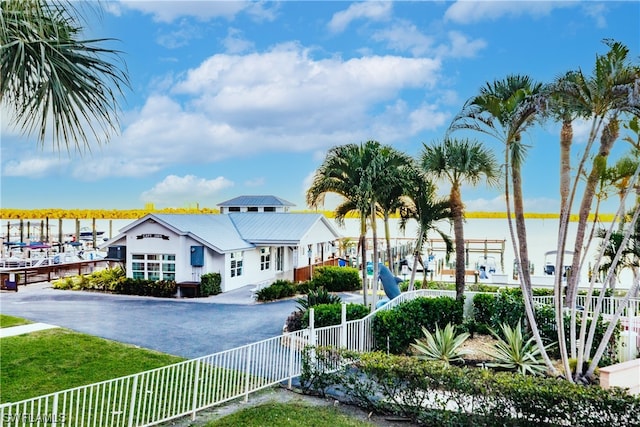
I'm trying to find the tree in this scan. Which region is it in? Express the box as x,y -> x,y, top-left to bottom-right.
1,0 -> 129,151
448,75 -> 557,373
545,40 -> 640,383
420,137 -> 499,301
399,165 -> 453,290
307,143 -> 372,306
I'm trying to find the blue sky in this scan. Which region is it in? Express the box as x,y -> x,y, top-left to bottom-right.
1,1 -> 638,212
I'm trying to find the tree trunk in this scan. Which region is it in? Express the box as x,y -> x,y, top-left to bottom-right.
451,185 -> 466,301
383,212 -> 393,271
371,201 -> 379,311
359,216 -> 368,308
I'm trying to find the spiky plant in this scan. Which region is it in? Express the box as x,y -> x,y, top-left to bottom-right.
411,323 -> 471,364
484,320 -> 552,376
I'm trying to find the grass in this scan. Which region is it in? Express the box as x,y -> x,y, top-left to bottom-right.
203,402 -> 375,427
1,327 -> 184,403
0,314 -> 32,328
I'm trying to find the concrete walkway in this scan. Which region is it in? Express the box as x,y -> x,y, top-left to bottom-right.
0,323 -> 59,338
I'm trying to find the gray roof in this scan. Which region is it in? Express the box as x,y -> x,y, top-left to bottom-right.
230,213 -> 340,244
217,195 -> 295,207
109,212 -> 340,253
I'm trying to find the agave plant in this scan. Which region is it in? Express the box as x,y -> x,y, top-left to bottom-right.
411,323 -> 471,364
484,320 -> 552,376
295,287 -> 342,311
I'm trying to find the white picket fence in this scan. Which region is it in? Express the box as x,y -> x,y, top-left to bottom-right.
1,289 -> 636,427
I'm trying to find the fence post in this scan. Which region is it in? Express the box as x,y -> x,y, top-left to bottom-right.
127,376 -> 138,427
191,361 -> 200,421
287,332 -> 296,389
341,303 -> 347,348
52,394 -> 59,427
309,308 -> 316,347
244,346 -> 252,402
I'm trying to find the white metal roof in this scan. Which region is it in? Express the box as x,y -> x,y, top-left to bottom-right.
217,195 -> 295,207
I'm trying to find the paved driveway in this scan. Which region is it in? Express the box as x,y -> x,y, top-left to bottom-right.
0,283 -> 366,359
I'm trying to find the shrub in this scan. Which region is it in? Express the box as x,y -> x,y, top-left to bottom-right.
372,296 -> 464,354
301,349 -> 640,426
200,273 -> 221,297
295,287 -> 341,310
301,303 -> 369,328
285,310 -> 304,332
255,279 -> 297,301
411,323 -> 471,365
472,292 -> 496,334
484,320 -> 552,376
310,266 -> 360,292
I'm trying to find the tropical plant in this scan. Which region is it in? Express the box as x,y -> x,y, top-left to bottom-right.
421,138 -> 500,301
484,320 -> 551,376
545,40 -> 640,383
398,166 -> 452,290
448,74 -> 555,374
411,323 -> 470,365
295,287 -> 342,311
1,0 -> 130,151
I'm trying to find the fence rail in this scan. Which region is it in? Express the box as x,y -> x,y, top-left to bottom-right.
1,290 -> 637,426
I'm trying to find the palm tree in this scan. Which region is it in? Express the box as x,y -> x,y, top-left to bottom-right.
399,165 -> 453,290
420,138 -> 500,301
1,0 -> 129,151
374,147 -> 414,273
545,40 -> 640,383
307,143 -> 371,306
307,140 -> 396,309
448,75 -> 557,374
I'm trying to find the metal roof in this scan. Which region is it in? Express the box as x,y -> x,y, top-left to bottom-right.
108,212 -> 341,253
229,213 -> 341,245
217,195 -> 295,207
152,214 -> 253,252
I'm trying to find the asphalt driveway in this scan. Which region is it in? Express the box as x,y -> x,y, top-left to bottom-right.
0,283 -> 362,359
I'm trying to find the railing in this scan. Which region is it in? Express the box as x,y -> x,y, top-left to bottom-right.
1,290 -> 637,426
0,260 -> 108,287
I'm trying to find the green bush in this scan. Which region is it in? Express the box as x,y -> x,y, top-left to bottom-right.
200,272 -> 222,297
301,303 -> 370,328
301,349 -> 640,426
112,278 -> 176,297
472,293 -> 496,334
372,296 -> 464,354
310,266 -> 360,292
255,279 -> 297,301
295,287 -> 341,310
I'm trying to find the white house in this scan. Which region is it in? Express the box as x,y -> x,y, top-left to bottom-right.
101,211 -> 342,293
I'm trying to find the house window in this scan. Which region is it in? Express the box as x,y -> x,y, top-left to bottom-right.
131,253 -> 176,281
230,252 -> 243,277
276,247 -> 284,271
264,207 -> 275,212
248,206 -> 258,212
260,248 -> 270,271
229,207 -> 240,212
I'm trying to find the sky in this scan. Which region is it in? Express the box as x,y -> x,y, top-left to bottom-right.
1,0 -> 639,212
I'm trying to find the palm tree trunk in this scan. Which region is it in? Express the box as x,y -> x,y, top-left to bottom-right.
383,212 -> 393,271
371,201 -> 379,311
556,118 -> 573,378
359,216 -> 368,307
451,185 -> 465,301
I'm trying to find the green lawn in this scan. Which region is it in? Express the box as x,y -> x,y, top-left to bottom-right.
1,326 -> 184,403
0,314 -> 32,328
204,402 -> 376,427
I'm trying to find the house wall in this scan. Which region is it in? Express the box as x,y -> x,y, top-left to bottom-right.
296,221 -> 338,267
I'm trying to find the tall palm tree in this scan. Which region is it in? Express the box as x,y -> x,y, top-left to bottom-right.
421,138 -> 500,301
545,40 -> 640,383
374,147 -> 414,272
307,143 -> 371,305
1,0 -> 129,151
448,75 -> 557,373
399,165 -> 453,290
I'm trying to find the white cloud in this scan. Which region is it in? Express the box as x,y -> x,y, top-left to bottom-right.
222,28 -> 254,54
372,21 -> 435,56
244,177 -> 265,187
141,174 -> 234,206
3,44 -> 447,182
328,1 -> 393,33
444,1 -> 574,24
2,157 -> 69,178
441,31 -> 487,58
582,3 -> 607,29
117,1 -> 250,23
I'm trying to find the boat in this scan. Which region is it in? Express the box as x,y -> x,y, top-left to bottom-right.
78,228 -> 106,241
476,255 -> 499,280
543,250 -> 574,278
